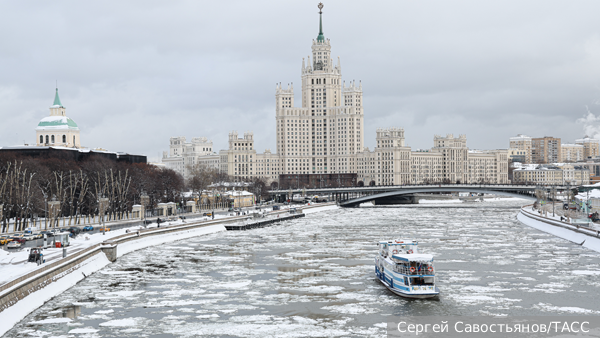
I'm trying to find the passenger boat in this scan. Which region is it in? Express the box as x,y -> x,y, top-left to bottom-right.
375,239 -> 439,299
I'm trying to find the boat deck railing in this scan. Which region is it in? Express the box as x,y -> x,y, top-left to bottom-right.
393,265 -> 435,276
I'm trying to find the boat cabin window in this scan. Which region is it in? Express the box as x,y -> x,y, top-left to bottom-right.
410,277 -> 434,286
404,277 -> 409,286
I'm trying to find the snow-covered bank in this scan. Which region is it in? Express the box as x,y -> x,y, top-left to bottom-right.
0,253 -> 112,337
517,210 -> 600,253
0,224 -> 225,337
117,224 -> 226,257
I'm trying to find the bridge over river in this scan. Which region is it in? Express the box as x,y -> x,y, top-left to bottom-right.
269,184 -> 571,207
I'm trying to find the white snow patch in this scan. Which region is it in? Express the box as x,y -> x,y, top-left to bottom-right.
322,303 -> 379,314
99,317 -> 143,327
196,314 -> 220,319
419,199 -> 463,204
30,317 -> 72,324
535,303 -> 600,314
572,270 -> 600,275
94,309 -> 114,314
105,290 -> 145,297
68,327 -> 99,334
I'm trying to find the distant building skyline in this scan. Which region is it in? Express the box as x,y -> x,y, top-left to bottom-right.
2,1 -> 600,160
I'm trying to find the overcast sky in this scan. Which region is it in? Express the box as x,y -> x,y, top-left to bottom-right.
1,0 -> 600,161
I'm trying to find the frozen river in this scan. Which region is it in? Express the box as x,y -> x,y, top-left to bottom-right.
6,199 -> 600,337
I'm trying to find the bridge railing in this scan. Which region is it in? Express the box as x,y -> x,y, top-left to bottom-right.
270,183 -> 569,194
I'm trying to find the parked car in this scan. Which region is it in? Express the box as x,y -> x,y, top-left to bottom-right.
11,233 -> 25,241
23,234 -> 37,241
0,236 -> 10,245
7,241 -> 22,249
272,206 -> 280,211
67,227 -> 81,236
39,231 -> 55,238
31,232 -> 43,239
99,226 -> 111,232
227,208 -> 234,212
9,236 -> 26,244
83,225 -> 94,231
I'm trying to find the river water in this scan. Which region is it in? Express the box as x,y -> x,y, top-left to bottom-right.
5,199 -> 600,337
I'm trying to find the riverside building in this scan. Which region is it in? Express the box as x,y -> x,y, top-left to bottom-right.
575,136 -> 600,160
513,163 -> 590,185
509,134 -> 532,163
162,136 -> 218,180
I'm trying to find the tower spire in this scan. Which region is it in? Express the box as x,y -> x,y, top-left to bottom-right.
317,3 -> 324,42
53,87 -> 63,107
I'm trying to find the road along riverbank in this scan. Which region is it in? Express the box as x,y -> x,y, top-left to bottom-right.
0,202 -> 337,336
518,206 -> 600,253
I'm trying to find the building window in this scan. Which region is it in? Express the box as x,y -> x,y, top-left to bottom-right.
73,136 -> 76,145
62,135 -> 66,143
40,135 -> 43,144
45,135 -> 49,144
51,135 -> 55,143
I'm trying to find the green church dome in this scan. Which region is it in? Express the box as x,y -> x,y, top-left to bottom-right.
36,116 -> 79,130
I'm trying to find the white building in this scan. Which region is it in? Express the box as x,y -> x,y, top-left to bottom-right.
162,136 -> 218,180
561,143 -> 584,162
275,7 -> 364,176
575,136 -> 600,159
35,88 -> 81,148
509,134 -> 532,163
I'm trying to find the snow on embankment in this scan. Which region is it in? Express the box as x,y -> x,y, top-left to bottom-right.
0,224 -> 225,337
0,253 -> 111,337
518,209 -> 600,253
117,224 -> 225,257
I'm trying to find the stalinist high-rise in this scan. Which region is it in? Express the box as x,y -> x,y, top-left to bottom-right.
276,3 -> 364,175
165,3 -> 508,186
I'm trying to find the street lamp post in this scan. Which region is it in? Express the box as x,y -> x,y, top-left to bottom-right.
43,195 -> 47,230
140,193 -> 149,227
552,186 -> 555,217
48,198 -> 61,230
99,197 -> 109,235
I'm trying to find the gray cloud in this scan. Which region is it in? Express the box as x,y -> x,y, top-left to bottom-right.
1,0 -> 600,161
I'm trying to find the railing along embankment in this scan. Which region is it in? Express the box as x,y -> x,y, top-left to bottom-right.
518,206 -> 600,253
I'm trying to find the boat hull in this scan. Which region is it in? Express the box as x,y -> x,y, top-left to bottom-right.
375,266 -> 439,299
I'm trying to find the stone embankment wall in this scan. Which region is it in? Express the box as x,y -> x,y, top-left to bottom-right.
0,203 -> 333,314
520,206 -> 600,237
518,205 -> 600,253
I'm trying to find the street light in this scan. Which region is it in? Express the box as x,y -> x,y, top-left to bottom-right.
140,192 -> 150,226
98,197 -> 109,235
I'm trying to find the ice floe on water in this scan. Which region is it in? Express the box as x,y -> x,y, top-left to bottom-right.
30,317 -> 72,324
4,199 -> 600,337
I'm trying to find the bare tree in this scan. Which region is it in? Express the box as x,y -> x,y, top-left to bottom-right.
187,164 -> 217,202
